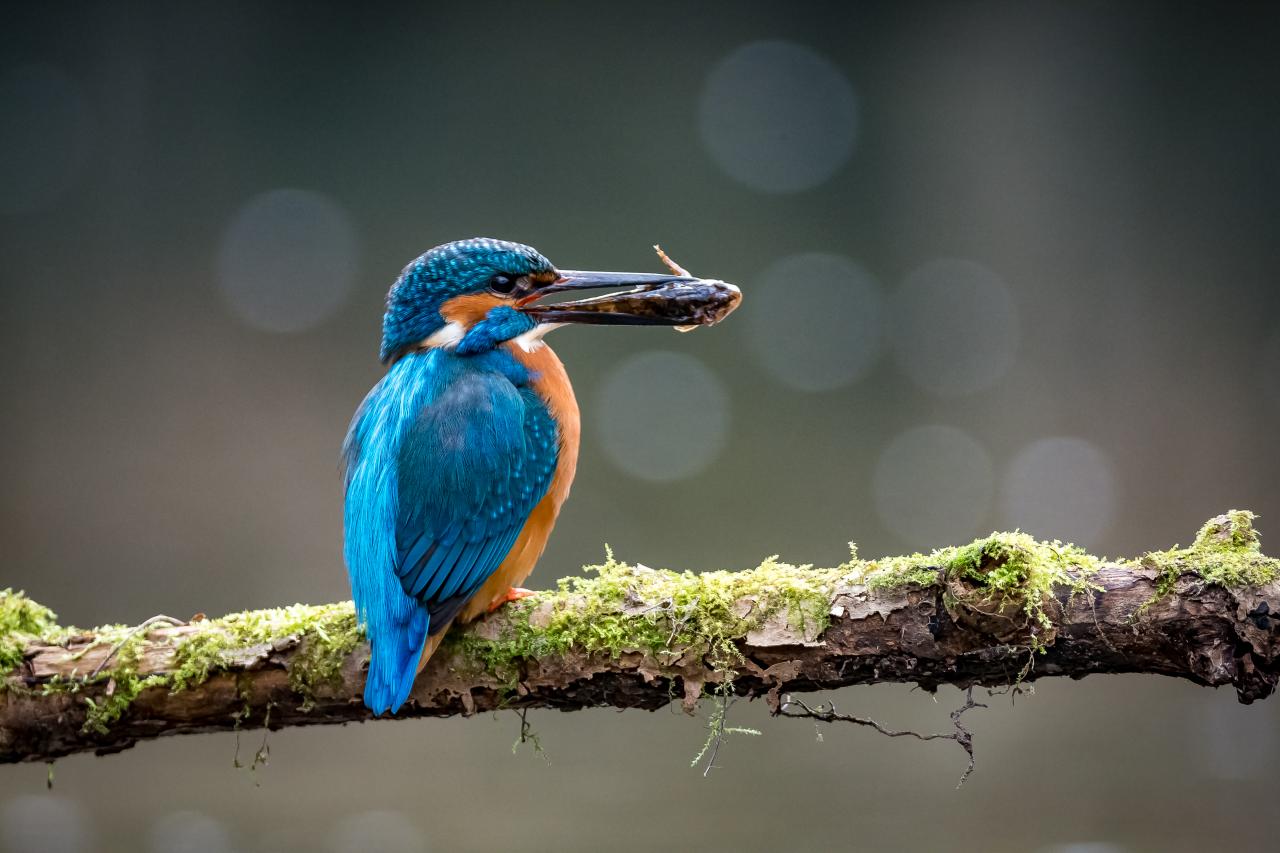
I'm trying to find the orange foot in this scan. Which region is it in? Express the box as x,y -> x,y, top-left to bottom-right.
488,587 -> 536,613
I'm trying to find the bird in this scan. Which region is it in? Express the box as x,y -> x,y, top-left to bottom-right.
343,237 -> 740,714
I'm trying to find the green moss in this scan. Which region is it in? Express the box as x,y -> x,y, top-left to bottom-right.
947,533 -> 1100,597
170,602 -> 362,701
1137,510 -> 1280,601
1,594 -> 363,732
75,602 -> 363,730
948,533 -> 1100,643
857,532 -> 1101,651
859,513 -> 1278,637
861,533 -> 1097,588
448,548 -> 844,687
862,553 -> 945,592
0,589 -> 58,675
59,602 -> 363,733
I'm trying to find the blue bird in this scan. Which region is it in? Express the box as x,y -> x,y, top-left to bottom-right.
343,238 -> 740,714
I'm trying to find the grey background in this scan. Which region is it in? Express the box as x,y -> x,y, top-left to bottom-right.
3,2 -> 1280,851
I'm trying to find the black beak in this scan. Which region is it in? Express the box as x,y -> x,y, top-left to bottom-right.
518,270 -> 742,327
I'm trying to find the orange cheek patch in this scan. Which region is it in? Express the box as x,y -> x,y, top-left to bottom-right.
439,293 -> 507,327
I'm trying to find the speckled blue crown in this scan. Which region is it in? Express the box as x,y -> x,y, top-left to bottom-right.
380,238 -> 554,362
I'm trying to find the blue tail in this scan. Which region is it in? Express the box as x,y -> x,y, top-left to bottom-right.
363,606 -> 431,715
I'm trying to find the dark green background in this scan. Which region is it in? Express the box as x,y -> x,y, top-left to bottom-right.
3,2 -> 1280,851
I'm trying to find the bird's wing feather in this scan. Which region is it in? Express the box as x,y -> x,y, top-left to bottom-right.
393,365 -> 558,631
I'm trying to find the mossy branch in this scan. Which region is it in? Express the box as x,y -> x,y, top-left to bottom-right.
3,511 -> 1279,765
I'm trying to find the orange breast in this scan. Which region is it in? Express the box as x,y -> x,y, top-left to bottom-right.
455,341 -> 580,623
513,340 -> 581,510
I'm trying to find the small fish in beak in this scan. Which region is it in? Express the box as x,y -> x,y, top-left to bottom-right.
517,246 -> 742,329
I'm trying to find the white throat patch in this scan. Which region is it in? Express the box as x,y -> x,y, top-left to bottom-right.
513,323 -> 565,353
420,321 -> 466,349
418,320 -> 563,353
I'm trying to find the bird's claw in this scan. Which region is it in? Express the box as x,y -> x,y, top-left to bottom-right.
488,587 -> 536,612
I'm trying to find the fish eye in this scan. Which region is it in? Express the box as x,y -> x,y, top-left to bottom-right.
489,274 -> 517,295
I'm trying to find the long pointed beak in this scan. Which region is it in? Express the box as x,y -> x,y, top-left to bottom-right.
518,270 -> 742,327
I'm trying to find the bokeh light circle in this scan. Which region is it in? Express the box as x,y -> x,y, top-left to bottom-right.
746,253 -> 884,391
0,64 -> 94,215
330,810 -> 426,853
891,259 -> 1020,396
596,350 -> 730,482
217,188 -> 359,333
1000,436 -> 1116,546
0,795 -> 89,853
147,810 -> 234,853
873,425 -> 994,548
699,40 -> 858,193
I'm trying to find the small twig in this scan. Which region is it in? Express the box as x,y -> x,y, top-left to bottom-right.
621,585 -> 665,618
702,694 -> 729,777
777,688 -> 987,787
254,733 -> 269,770
233,702 -> 272,780
517,707 -> 534,746
87,615 -> 187,679
512,707 -> 549,762
691,690 -> 760,777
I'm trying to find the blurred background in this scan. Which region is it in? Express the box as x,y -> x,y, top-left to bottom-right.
3,2 -> 1280,851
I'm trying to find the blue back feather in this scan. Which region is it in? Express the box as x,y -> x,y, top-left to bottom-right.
343,345 -> 558,714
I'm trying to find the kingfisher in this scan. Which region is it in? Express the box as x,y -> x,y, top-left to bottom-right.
343,238 -> 740,714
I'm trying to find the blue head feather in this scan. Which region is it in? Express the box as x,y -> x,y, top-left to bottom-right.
380,237 -> 555,363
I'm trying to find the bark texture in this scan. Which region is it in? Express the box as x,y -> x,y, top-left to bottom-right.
3,513 -> 1279,764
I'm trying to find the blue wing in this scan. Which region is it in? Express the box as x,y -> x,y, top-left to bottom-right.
393,363 -> 558,627
343,350 -> 557,714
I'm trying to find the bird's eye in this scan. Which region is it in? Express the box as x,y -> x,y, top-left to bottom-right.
489,274 -> 517,295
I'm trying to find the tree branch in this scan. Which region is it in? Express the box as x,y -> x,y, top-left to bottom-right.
3,511 -> 1278,765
